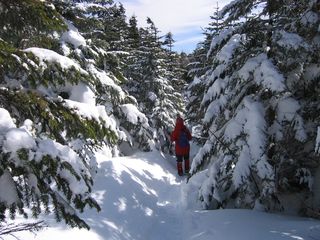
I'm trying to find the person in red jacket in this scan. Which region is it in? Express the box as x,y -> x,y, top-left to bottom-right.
170,116 -> 192,176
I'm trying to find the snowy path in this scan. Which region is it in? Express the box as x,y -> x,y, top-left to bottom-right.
89,151 -> 184,240
11,151 -> 320,240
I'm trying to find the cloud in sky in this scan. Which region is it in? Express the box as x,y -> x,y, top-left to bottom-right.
120,0 -> 232,53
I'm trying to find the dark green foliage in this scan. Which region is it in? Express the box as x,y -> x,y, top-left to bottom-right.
0,87 -> 116,229
0,0 -> 67,49
0,89 -> 117,145
127,16 -> 140,49
0,148 -> 100,229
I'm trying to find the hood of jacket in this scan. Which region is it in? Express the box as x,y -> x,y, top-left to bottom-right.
175,117 -> 184,130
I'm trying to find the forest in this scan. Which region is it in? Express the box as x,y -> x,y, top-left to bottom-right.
0,0 -> 319,237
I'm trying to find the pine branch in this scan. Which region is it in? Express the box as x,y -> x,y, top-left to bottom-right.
208,129 -> 236,156
0,221 -> 46,238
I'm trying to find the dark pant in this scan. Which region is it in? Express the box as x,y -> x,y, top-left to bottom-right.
176,153 -> 189,162
176,153 -> 190,175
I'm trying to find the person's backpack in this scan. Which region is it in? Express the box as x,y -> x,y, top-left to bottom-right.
177,130 -> 189,148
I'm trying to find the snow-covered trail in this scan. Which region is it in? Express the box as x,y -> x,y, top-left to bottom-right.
87,151 -> 185,240
12,151 -> 187,240
11,151 -> 320,240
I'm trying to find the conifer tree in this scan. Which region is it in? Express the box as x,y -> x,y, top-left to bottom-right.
61,0 -> 155,152
186,2 -> 225,127
127,15 -> 140,49
0,0 -> 67,49
163,32 -> 175,54
0,0 -> 155,231
123,17 -> 185,151
189,0 -> 320,213
0,0 -> 109,229
162,32 -> 186,90
103,3 -> 128,50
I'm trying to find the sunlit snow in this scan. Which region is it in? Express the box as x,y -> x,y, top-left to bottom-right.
10,150 -> 320,240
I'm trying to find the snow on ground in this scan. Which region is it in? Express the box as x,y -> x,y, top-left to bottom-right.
8,150 -> 320,240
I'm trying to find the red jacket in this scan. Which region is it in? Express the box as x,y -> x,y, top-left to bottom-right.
170,117 -> 192,155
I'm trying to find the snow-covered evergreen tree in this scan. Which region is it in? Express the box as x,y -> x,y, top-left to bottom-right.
189,0 -> 320,213
0,0 -> 108,229
55,0 -> 156,152
0,0 -> 162,229
122,17 -> 185,151
186,2 -> 225,130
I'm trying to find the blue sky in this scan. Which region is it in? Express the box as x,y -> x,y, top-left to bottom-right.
120,0 -> 232,53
